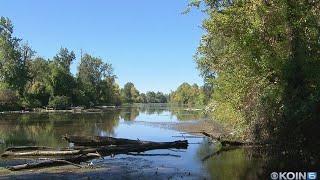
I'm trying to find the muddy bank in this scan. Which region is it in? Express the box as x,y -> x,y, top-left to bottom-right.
0,156 -> 207,179
174,120 -> 227,137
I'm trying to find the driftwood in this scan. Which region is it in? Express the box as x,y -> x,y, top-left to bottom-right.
7,153 -> 100,171
5,146 -> 55,152
2,150 -> 81,157
181,131 -> 263,161
2,140 -> 188,158
3,136 -> 188,171
183,131 -> 256,146
65,135 -> 170,146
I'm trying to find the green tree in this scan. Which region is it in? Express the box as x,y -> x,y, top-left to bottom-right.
0,17 -> 28,95
121,82 -> 140,103
193,0 -> 320,144
23,57 -> 51,107
48,48 -> 76,98
77,53 -> 117,106
170,83 -> 205,106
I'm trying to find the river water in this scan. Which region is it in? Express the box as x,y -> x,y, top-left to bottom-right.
0,104 -> 318,179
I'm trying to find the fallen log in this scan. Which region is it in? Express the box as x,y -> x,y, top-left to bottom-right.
86,140 -> 188,156
5,146 -> 54,152
184,131 -> 258,147
65,135 -> 151,146
7,153 -> 100,171
1,149 -> 81,157
3,137 -> 188,171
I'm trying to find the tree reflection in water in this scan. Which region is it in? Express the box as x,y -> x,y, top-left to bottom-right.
197,139 -> 320,180
0,111 -> 121,152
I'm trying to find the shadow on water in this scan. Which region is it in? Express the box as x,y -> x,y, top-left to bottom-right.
198,143 -> 320,179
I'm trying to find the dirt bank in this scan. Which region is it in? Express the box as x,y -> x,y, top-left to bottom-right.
0,156 -> 207,179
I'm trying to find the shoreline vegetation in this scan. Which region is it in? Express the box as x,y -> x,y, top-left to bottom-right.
188,0 -> 320,149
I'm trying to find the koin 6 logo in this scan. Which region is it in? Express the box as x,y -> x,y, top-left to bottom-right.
270,172 -> 317,180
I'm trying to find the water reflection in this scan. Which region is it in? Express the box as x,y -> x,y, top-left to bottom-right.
2,105 -> 315,179
197,141 -> 320,179
0,105 -> 205,152
0,112 -> 121,151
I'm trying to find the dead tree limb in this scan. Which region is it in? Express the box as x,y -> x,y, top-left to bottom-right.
5,146 -> 55,152
64,135 -> 142,146
2,150 -> 81,157
7,153 -> 100,171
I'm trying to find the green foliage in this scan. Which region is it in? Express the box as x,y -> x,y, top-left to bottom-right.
121,82 -> 140,103
24,57 -> 51,107
145,91 -> 168,103
120,83 -> 168,104
0,17 -> 124,109
0,17 -> 29,94
170,83 -> 206,106
49,48 -> 76,97
48,96 -> 71,109
77,53 -> 119,106
0,89 -> 20,111
194,0 -> 320,144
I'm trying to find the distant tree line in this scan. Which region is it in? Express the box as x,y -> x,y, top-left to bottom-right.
0,17 -> 169,110
120,82 -> 168,104
169,82 -> 208,107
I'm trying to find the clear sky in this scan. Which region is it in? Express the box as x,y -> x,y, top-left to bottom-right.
1,0 -> 206,93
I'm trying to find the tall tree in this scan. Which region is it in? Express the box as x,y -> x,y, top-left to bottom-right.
77,53 -> 117,106
0,17 -> 29,94
121,82 -> 140,103
48,48 -> 76,97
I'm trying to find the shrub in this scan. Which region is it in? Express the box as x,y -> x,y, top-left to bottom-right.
0,89 -> 20,111
48,96 -> 70,110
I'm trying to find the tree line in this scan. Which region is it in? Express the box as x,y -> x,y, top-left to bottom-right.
190,0 -> 320,146
120,82 -> 168,104
0,17 -> 170,110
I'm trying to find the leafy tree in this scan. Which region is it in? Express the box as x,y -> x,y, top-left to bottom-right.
48,48 -> 76,98
23,57 -> 51,107
170,83 -> 205,106
0,89 -> 20,111
121,82 -> 140,103
138,93 -> 147,103
48,96 -> 71,109
193,0 -> 320,144
0,17 -> 28,95
77,53 -> 118,106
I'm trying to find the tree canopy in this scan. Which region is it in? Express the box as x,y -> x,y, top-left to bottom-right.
170,83 -> 206,106
193,0 -> 320,145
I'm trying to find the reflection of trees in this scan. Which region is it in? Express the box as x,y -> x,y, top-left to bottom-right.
170,109 -> 204,121
196,140 -> 262,179
138,103 -> 168,115
0,111 -> 121,152
197,140 -> 320,179
119,107 -> 139,121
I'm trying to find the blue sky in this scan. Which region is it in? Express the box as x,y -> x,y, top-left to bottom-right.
2,0 -> 206,93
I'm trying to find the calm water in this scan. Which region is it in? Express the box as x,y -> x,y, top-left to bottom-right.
0,104 -> 318,179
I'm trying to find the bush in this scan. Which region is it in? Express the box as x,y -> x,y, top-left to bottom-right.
48,96 -> 70,109
0,89 -> 21,111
